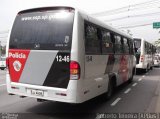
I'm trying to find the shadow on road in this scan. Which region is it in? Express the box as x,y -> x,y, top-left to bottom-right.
136,67 -> 160,76
26,81 -> 134,119
26,93 -> 109,118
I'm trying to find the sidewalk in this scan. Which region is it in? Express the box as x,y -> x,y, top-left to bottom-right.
146,73 -> 160,112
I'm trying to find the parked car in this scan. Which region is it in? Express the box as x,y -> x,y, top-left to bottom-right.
154,55 -> 160,67
0,57 -> 6,70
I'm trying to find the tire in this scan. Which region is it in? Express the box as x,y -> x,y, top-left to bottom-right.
128,68 -> 134,83
0,68 -> 5,70
143,65 -> 149,73
103,79 -> 114,100
143,68 -> 147,73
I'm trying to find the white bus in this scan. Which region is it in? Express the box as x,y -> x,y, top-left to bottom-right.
134,38 -> 156,72
6,6 -> 136,103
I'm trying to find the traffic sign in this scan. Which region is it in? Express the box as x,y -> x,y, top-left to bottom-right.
153,22 -> 160,28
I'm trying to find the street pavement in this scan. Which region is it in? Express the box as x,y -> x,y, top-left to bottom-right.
0,67 -> 160,119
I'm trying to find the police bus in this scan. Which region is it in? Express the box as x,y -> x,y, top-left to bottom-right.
6,6 -> 136,103
134,38 -> 156,72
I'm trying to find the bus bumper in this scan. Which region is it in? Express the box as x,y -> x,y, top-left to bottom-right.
136,63 -> 147,69
6,74 -> 79,104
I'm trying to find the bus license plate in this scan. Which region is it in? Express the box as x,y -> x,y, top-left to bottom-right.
31,89 -> 44,97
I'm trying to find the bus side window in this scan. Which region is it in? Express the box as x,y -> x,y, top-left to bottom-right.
115,35 -> 123,54
128,39 -> 134,55
102,30 -> 113,54
85,23 -> 101,54
123,38 -> 129,54
145,42 -> 148,54
110,33 -> 115,53
149,44 -> 152,54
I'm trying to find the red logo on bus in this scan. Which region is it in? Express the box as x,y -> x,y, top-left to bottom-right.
119,55 -> 128,81
8,49 -> 30,82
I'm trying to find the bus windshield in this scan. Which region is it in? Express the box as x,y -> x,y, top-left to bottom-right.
9,9 -> 74,50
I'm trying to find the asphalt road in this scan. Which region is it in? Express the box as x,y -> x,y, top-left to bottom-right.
0,68 -> 160,119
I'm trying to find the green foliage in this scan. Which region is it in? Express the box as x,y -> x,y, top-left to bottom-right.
154,39 -> 160,47
0,45 -> 6,55
1,46 -> 6,55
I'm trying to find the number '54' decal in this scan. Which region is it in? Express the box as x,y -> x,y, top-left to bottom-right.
86,56 -> 92,62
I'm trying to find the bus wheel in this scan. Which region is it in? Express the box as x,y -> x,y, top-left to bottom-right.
143,68 -> 148,73
104,78 -> 115,100
143,65 -> 149,73
128,68 -> 134,83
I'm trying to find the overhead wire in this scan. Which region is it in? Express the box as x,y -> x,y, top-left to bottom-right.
117,23 -> 152,29
91,0 -> 160,30
104,11 -> 160,22
92,0 -> 160,17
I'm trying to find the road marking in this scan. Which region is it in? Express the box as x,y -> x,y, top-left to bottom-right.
132,83 -> 137,87
138,78 -> 142,81
124,88 -> 131,94
0,84 -> 6,87
111,98 -> 121,106
142,75 -> 145,78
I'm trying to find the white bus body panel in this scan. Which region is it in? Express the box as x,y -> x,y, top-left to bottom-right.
135,38 -> 153,70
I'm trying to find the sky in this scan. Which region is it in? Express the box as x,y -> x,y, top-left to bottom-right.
0,0 -> 160,45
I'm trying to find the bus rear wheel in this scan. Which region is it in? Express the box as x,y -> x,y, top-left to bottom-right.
128,69 -> 134,83
143,64 -> 149,73
103,78 -> 115,100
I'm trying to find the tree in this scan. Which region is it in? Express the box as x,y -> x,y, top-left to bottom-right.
154,39 -> 160,47
154,39 -> 160,53
1,46 -> 6,55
